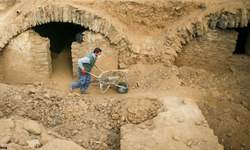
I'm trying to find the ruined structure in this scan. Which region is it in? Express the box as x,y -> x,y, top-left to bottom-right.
0,0 -> 249,83
0,0 -> 250,149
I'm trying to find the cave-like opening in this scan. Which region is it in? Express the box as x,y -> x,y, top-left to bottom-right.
32,22 -> 86,55
234,26 -> 250,54
32,22 -> 87,82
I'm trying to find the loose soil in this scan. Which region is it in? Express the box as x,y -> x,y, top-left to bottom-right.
0,42 -> 249,149
0,0 -> 250,150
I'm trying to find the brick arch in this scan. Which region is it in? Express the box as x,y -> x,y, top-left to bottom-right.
0,4 -> 125,51
137,6 -> 250,67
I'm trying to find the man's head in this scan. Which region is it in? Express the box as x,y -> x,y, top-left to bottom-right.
93,48 -> 102,57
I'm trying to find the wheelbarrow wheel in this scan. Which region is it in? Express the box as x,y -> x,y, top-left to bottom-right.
117,82 -> 129,94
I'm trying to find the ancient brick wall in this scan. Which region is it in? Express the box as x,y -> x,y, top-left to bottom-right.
175,28 -> 238,73
71,31 -> 118,80
0,29 -> 52,83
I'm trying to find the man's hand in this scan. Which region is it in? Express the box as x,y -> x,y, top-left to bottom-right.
81,69 -> 86,73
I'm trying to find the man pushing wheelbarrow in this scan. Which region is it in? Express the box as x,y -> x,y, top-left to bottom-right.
69,48 -> 129,94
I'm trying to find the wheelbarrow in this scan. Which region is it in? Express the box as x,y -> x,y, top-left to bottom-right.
86,65 -> 129,94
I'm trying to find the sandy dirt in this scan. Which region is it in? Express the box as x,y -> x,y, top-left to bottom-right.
1,42 -> 249,149
0,0 -> 250,150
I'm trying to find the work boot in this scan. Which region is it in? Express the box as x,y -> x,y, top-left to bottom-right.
81,91 -> 90,94
69,84 -> 73,93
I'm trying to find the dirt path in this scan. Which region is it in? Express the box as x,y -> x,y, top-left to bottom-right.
49,41 -> 74,92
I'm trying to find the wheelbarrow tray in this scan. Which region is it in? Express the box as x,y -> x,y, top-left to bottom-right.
87,66 -> 129,93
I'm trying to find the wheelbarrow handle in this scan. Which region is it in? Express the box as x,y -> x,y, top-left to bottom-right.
94,65 -> 103,73
85,71 -> 99,78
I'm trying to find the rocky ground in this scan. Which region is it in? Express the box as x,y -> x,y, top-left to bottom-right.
0,0 -> 249,150
0,56 -> 250,150
0,81 -> 162,150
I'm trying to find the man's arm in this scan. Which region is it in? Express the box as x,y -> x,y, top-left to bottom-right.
78,57 -> 90,70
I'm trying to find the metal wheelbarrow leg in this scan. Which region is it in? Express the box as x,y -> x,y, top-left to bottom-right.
86,65 -> 129,94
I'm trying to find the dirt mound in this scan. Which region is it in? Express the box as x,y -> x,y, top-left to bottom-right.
0,82 -> 161,149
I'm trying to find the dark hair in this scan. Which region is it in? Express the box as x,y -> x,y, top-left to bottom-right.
93,48 -> 102,54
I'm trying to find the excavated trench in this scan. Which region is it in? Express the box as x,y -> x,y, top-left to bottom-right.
32,22 -> 86,57
28,22 -> 250,150
0,0 -> 250,149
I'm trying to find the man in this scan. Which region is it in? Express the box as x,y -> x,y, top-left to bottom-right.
70,48 -> 102,94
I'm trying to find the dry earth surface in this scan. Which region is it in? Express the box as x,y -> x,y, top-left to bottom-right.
0,0 -> 250,150
0,53 -> 249,150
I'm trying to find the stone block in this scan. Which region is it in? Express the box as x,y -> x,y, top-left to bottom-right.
235,13 -> 240,28
92,17 -> 103,33
58,6 -> 63,22
196,17 -> 203,36
31,9 -> 37,26
209,12 -> 221,29
171,43 -> 182,53
182,27 -> 190,43
106,25 -> 119,43
10,20 -> 19,35
36,58 -> 48,62
164,47 -> 178,58
74,10 -> 82,25
77,10 -> 84,24
209,20 -> 217,29
37,8 -> 42,25
179,37 -> 186,45
38,6 -> 46,24
89,13 -> 94,30
174,38 -> 182,49
2,27 -> 12,44
43,5 -> 52,23
217,14 -> 228,29
119,62 -> 127,69
53,5 -> 59,22
227,14 -> 235,28
131,44 -> 140,54
63,5 -> 71,22
240,8 -> 248,27
98,19 -> 107,34
111,33 -> 123,45
82,10 -> 91,28
49,5 -> 55,22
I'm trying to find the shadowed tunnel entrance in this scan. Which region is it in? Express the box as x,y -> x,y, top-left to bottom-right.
32,22 -> 87,56
32,23 -> 87,89
234,26 -> 250,54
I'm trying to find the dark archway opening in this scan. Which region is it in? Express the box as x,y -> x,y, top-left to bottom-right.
32,22 -> 87,83
234,26 -> 250,54
32,22 -> 87,55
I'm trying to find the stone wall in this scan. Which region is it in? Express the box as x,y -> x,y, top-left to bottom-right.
175,28 -> 238,73
0,3 -> 126,52
71,31 -> 118,80
0,29 -> 52,83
